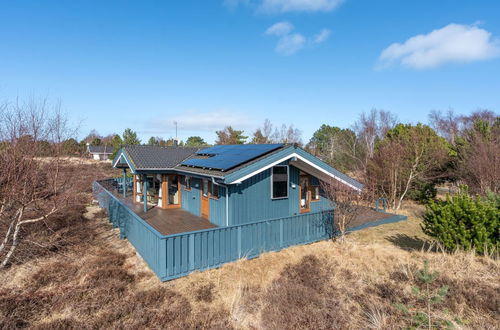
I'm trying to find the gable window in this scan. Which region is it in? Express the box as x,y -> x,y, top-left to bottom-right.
184,176 -> 191,190
271,165 -> 288,199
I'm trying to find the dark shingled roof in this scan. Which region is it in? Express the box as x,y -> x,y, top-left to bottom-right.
88,145 -> 113,154
117,144 -> 363,190
122,145 -> 199,170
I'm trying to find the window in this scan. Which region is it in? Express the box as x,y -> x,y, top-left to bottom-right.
311,186 -> 320,201
185,176 -> 191,190
208,181 -> 219,199
272,165 -> 288,199
202,179 -> 209,197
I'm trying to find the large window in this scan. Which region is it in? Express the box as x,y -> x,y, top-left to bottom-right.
272,165 -> 288,199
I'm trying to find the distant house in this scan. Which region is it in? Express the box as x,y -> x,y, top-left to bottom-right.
112,143 -> 363,226
87,144 -> 113,160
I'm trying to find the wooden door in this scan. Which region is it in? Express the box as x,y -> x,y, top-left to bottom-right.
200,179 -> 210,220
299,174 -> 311,213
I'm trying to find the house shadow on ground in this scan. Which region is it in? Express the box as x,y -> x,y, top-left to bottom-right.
385,234 -> 435,252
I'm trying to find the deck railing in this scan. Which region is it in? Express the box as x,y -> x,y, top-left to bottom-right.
93,179 -> 334,281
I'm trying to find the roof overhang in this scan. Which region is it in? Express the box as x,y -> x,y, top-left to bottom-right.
289,157 -> 361,191
226,149 -> 362,191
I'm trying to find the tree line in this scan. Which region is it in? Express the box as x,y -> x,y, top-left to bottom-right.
26,105 -> 500,209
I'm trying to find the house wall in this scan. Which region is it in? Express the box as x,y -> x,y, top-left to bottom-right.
181,177 -> 201,216
180,176 -> 227,227
209,185 -> 226,227
228,161 -> 332,226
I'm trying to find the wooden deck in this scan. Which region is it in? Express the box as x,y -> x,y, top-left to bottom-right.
116,195 -> 216,236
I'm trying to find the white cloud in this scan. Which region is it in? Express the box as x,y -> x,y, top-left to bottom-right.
313,28 -> 331,43
265,22 -> 329,55
275,33 -> 306,55
378,23 -> 500,69
265,21 -> 294,36
259,0 -> 344,13
224,0 -> 344,13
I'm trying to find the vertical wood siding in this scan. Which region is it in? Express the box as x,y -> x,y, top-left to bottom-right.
181,177 -> 201,216
228,162 -> 332,225
93,179 -> 336,282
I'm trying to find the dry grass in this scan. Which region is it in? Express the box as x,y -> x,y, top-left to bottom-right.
0,163 -> 499,329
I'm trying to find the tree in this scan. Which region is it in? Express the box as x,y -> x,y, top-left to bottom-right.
354,109 -> 397,173
251,119 -> 303,145
421,188 -> 499,255
82,129 -> 101,144
122,128 -> 141,145
0,98 -> 75,268
271,123 -> 302,145
251,119 -> 274,144
395,260 -> 455,329
368,123 -> 450,210
215,126 -> 247,145
61,138 -> 82,156
308,125 -> 358,172
147,136 -> 160,146
456,118 -> 499,194
320,180 -> 366,241
185,136 -> 207,147
428,109 -> 461,146
90,137 -> 102,146
251,129 -> 269,144
109,134 -> 123,160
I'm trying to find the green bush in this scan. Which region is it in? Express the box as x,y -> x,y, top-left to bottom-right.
421,190 -> 499,255
407,180 -> 437,204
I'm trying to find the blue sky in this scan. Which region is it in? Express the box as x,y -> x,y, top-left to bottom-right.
1,0 -> 499,143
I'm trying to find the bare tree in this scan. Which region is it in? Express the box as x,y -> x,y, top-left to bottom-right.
0,98 -> 75,268
353,109 -> 397,173
428,109 -> 460,145
321,180 -> 366,241
251,119 -> 303,145
271,123 -> 302,145
458,118 -> 500,194
368,124 -> 449,210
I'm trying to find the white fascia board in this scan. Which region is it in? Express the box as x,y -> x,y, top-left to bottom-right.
228,152 -> 361,191
112,152 -> 135,173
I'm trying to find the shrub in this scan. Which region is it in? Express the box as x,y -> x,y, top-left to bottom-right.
407,180 -> 437,204
421,190 -> 499,254
395,260 -> 460,329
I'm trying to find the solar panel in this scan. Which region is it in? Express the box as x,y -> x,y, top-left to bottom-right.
181,144 -> 283,171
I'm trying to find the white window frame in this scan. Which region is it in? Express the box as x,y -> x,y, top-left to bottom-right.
271,165 -> 289,200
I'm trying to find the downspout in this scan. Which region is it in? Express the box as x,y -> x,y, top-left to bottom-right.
211,177 -> 229,227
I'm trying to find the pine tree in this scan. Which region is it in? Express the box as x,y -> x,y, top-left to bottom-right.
421,188 -> 499,254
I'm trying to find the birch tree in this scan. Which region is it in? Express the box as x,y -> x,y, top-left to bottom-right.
368,124 -> 450,210
0,98 -> 74,268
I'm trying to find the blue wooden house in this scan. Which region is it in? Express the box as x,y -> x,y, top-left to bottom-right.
112,143 -> 363,228
94,144 -> 406,281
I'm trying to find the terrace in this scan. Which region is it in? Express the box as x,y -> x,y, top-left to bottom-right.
99,179 -> 216,235
93,178 -> 407,282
